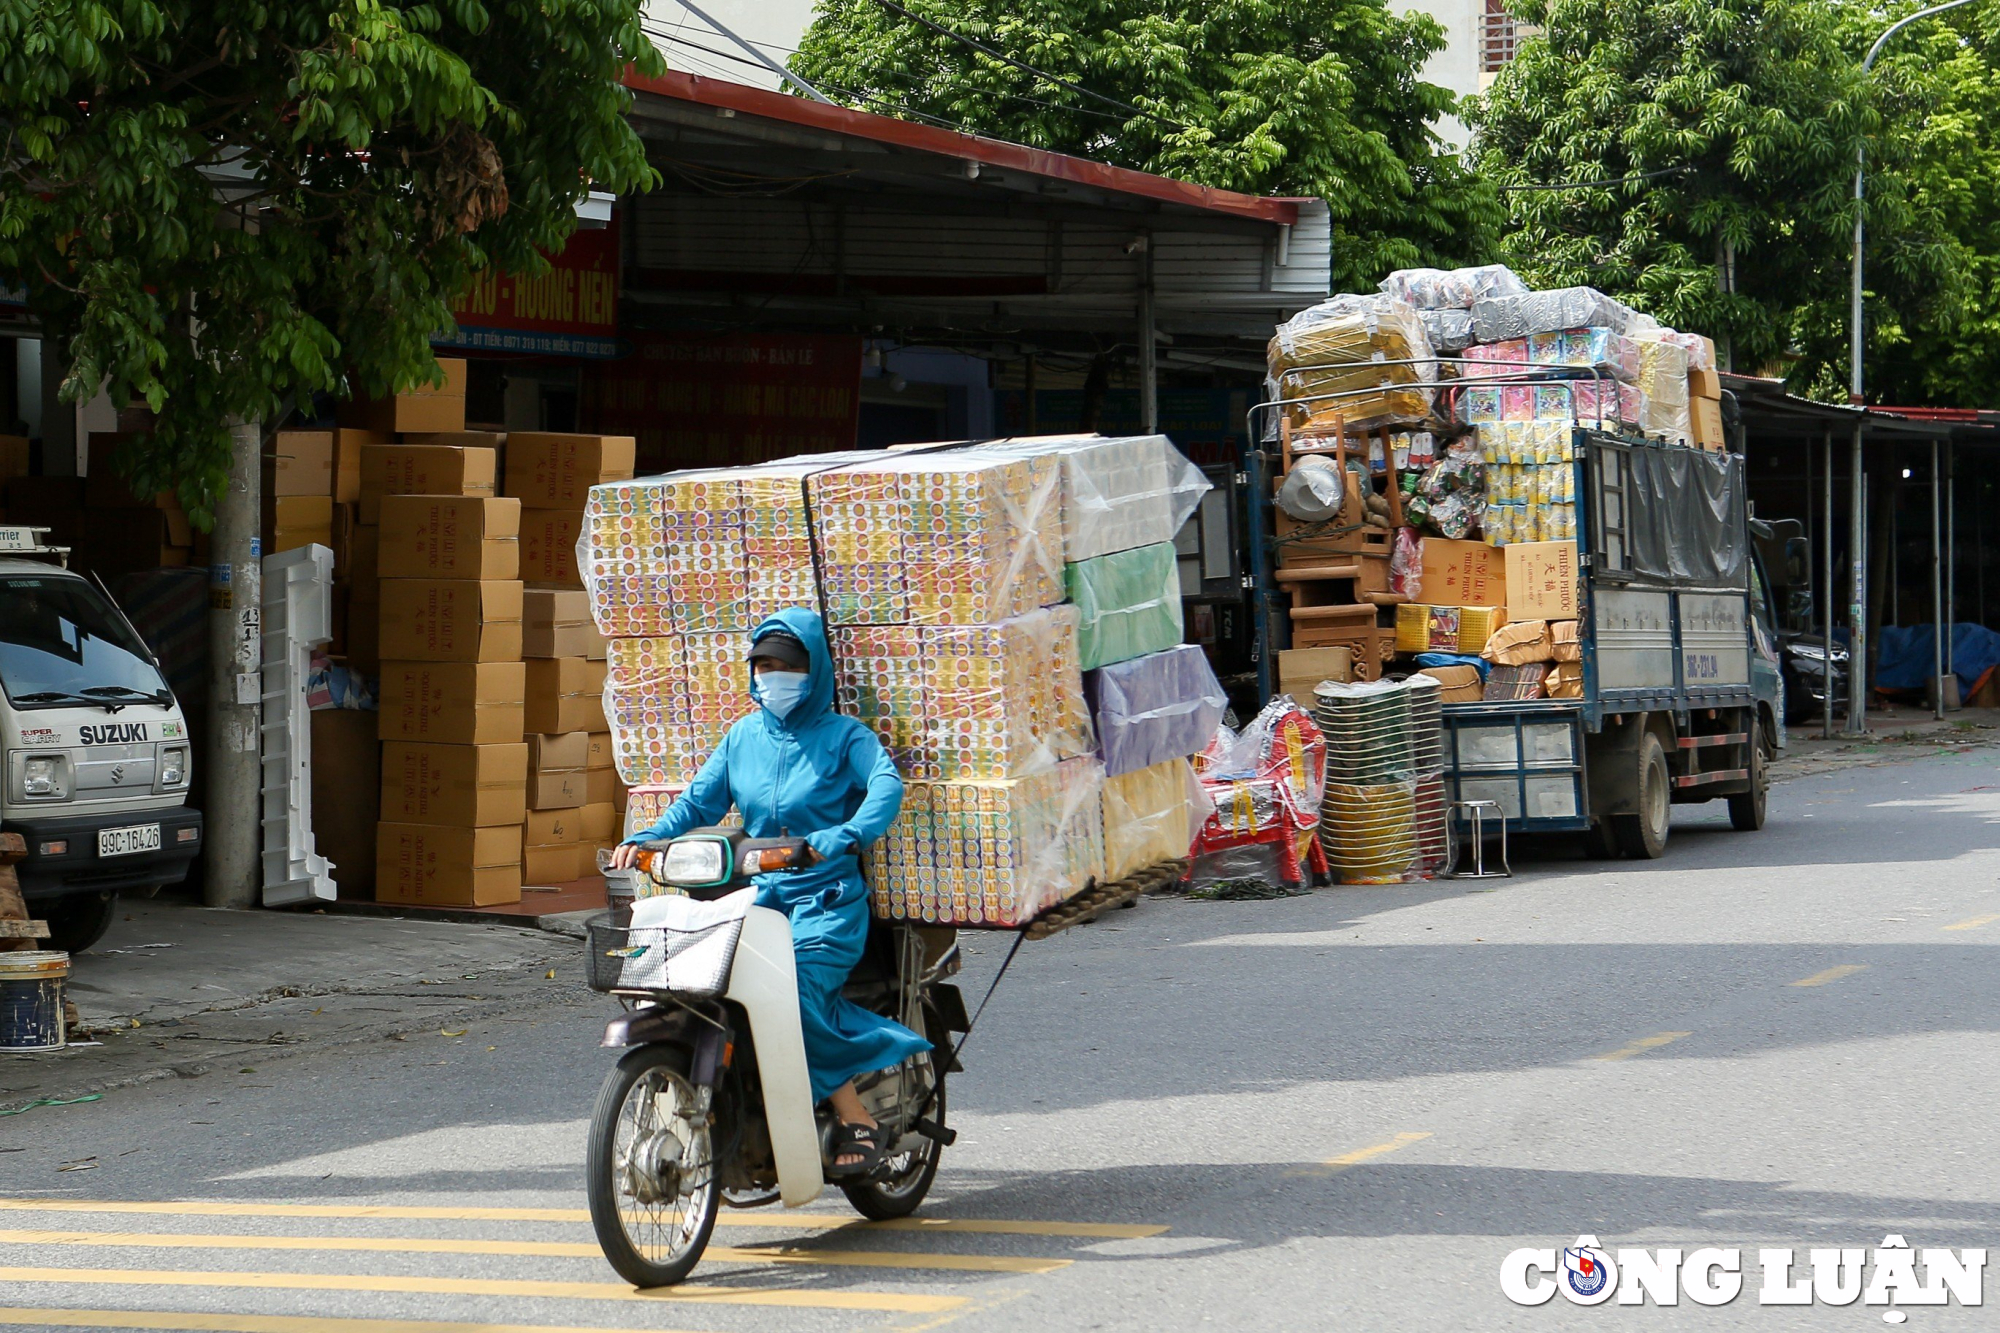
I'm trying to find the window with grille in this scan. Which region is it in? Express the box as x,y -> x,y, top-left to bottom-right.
1481,0 -> 1519,72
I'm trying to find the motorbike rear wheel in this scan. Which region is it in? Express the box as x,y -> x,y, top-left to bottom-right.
586,1045 -> 720,1287
841,1061 -> 945,1221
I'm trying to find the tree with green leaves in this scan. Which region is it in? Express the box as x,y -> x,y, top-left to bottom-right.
0,1 -> 662,522
791,0 -> 1500,294
1467,0 -> 1967,400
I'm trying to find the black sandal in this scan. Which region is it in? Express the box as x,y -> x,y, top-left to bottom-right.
825,1120 -> 890,1180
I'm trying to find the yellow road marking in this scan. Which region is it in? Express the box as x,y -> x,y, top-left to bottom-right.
1789,964 -> 1869,988
0,1229 -> 1066,1275
1325,1132 -> 1432,1168
0,1267 -> 963,1314
0,1310 -> 716,1333
0,1199 -> 1161,1240
1943,913 -> 2000,931
1590,1031 -> 1691,1062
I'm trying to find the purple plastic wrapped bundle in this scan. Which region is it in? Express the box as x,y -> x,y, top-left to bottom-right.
1085,644 -> 1228,778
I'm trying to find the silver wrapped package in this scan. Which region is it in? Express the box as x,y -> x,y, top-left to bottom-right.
1472,286 -> 1638,342
1381,264 -> 1530,310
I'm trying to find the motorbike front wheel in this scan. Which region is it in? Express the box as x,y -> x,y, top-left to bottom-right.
586,1044 -> 721,1287
841,1060 -> 945,1221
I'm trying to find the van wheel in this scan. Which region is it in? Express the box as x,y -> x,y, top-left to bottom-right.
44,892 -> 117,954
1612,734 -> 1670,860
1728,728 -> 1769,832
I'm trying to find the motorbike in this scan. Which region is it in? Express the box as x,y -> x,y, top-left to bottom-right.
584,827 -> 968,1287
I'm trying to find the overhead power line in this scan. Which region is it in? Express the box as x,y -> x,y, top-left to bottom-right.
1499,164 -> 1696,192
865,0 -> 1189,131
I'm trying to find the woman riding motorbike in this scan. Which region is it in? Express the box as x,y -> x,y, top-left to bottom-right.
610,607 -> 930,1177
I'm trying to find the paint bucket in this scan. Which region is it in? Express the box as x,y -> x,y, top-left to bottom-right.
0,951 -> 69,1052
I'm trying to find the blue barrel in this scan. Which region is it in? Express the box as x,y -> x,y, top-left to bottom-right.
0,951 -> 69,1052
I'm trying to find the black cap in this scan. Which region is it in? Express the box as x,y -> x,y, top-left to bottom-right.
747,630 -> 810,671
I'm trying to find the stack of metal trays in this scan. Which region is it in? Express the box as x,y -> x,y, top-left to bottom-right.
1312,679 -> 1421,883
1404,674 -> 1448,876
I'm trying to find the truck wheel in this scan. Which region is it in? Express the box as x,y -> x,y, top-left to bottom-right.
1612,734 -> 1670,860
1581,819 -> 1621,860
44,891 -> 118,954
1728,728 -> 1769,832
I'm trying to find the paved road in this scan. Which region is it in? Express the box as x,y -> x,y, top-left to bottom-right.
2,746 -> 1997,1330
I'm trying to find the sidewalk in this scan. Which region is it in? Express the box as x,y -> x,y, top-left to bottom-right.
1773,703 -> 2000,782
2,897 -> 591,1113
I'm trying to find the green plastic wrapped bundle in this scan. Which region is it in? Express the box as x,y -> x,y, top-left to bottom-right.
1066,541 -> 1184,670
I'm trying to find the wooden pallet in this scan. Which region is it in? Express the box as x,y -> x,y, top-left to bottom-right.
1022,859 -> 1190,941
0,832 -> 49,952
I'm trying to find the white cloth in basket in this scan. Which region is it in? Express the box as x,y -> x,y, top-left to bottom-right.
617,888 -> 755,995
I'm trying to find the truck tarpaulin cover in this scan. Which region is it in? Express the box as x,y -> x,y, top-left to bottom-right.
1623,445 -> 1747,589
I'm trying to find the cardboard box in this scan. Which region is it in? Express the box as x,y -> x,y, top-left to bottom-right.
1687,366 -> 1721,400
333,428 -> 382,502
1482,619 -> 1554,667
310,707 -> 381,896
583,621 -> 606,661
1278,646 -> 1352,701
358,443 -> 497,523
375,822 -> 522,906
404,430 -> 506,449
586,766 -> 616,805
528,767 -> 585,811
526,656 -> 608,733
523,841 -> 584,885
1417,663 -> 1484,703
350,521 -> 380,586
266,494 -> 334,555
523,588 -> 593,658
1548,660 -> 1584,699
378,578 -> 523,662
379,741 -> 528,827
584,732 -> 613,770
378,495 -> 521,580
579,801 -> 617,842
377,661 -> 526,745
330,503 -> 361,579
1551,619 -> 1581,663
1418,537 -> 1504,608
1484,662 -> 1549,702
341,359 -> 469,435
268,430 -> 335,496
0,435 -> 29,484
1504,541 -> 1580,621
346,585 -> 380,671
518,509 -> 584,587
85,433 -> 174,509
526,807 -> 581,845
504,433 -> 637,510
529,730 -> 591,772
1692,396 -> 1725,449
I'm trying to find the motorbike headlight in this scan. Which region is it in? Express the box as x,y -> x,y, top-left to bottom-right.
21,755 -> 69,799
660,837 -> 730,887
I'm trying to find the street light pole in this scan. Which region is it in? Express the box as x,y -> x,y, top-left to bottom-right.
1847,0 -> 1978,734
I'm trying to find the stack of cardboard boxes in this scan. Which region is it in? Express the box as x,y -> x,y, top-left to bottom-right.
508,433 -> 632,884
1687,338 -> 1725,450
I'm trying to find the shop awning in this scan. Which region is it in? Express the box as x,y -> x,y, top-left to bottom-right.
619,70 -> 1331,342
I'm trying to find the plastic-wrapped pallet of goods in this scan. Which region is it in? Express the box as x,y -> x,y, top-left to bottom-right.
981,434 -> 1211,563
1267,294 -> 1436,432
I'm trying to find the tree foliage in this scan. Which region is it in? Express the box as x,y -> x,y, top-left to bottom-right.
791,0 -> 1500,294
0,1 -> 661,524
1467,0 -> 1970,402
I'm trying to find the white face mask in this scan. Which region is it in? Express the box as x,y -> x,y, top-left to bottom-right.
754,670 -> 810,720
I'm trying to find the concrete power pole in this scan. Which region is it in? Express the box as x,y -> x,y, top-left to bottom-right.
204,416 -> 262,909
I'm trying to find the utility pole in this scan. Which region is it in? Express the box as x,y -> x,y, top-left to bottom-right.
204,416 -> 262,908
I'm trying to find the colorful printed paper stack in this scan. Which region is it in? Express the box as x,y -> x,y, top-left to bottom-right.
603,633 -> 749,787
1102,758 -> 1209,880
1475,421 -> 1578,545
582,480 -> 675,638
867,757 -> 1106,927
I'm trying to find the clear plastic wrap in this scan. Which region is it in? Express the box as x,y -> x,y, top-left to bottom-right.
832,603 -> 1091,782
1634,325 -> 1715,372
604,631 -> 749,787
979,434 -> 1211,563
1405,440 -> 1486,540
1102,757 -> 1211,880
1636,339 -> 1690,407
1267,293 -> 1436,431
1381,264 -> 1530,310
1391,526 -> 1423,599
1277,455 -> 1347,523
1065,540 -> 1184,670
867,755 -> 1105,927
1471,287 -> 1637,342
1086,643 -> 1227,778
622,783 -> 743,841
807,451 -> 1064,626
1229,695 -> 1328,821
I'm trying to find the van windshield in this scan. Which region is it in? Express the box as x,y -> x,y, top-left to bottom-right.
0,575 -> 171,708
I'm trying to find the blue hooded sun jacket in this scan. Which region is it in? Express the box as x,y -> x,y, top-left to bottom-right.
622,607 -> 930,1101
